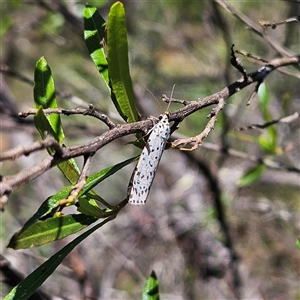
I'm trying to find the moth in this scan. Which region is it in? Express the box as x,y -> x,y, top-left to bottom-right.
128,112 -> 171,205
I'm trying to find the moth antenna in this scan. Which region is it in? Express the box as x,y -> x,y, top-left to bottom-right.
166,84 -> 176,112
143,85 -> 162,111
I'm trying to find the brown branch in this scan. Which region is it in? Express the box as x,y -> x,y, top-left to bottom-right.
0,136 -> 61,161
172,98 -> 225,150
200,142 -> 300,173
162,94 -> 189,106
238,112 -> 300,131
214,0 -> 297,57
259,16 -> 300,29
1,56 -> 299,207
59,155 -> 93,206
19,105 -> 116,129
235,50 -> 300,79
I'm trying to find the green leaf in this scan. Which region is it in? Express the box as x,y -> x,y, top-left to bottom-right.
77,196 -> 112,218
258,83 -> 270,119
4,217 -> 114,300
257,83 -> 278,153
107,2 -> 139,123
34,57 -> 64,142
84,5 -> 109,87
57,159 -> 81,185
34,107 -> 57,147
258,132 -> 277,153
0,12 -> 13,36
296,238 -> 300,250
33,58 -> 81,183
76,155 -> 139,213
34,108 -> 81,184
142,270 -> 160,300
7,214 -> 98,249
19,186 -> 73,231
237,164 -> 266,187
79,155 -> 139,195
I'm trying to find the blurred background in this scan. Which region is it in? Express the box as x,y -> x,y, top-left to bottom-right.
1,1 -> 299,299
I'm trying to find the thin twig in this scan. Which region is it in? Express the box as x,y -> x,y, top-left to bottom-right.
239,112 -> 299,131
259,16 -> 300,29
214,0 -> 297,57
171,98 -> 225,150
59,155 -> 93,206
19,105 -> 116,129
230,45 -> 247,80
235,49 -> 269,64
162,94 -> 189,106
0,136 -> 61,161
201,142 -> 300,173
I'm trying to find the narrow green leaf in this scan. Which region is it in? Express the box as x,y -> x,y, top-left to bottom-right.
34,107 -> 57,148
258,132 -> 277,153
257,82 -> 278,153
0,13 -> 13,36
34,108 -> 81,184
258,83 -> 271,121
76,154 -> 138,213
107,2 -> 139,123
84,5 -> 109,86
238,164 -> 266,187
142,270 -> 160,300
34,57 -> 64,142
296,238 -> 300,250
57,159 -> 81,185
19,186 -> 73,231
80,155 -> 139,194
34,58 -> 81,183
4,217 -> 113,300
258,83 -> 278,153
7,214 -> 98,249
77,196 -> 112,218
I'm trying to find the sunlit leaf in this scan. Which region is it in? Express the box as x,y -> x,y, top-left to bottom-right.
258,133 -> 277,153
18,185 -> 73,231
33,58 -> 81,183
7,214 -> 98,249
107,2 -> 139,123
79,155 -> 139,195
84,5 -> 109,86
257,83 -> 277,153
142,270 -> 160,300
238,164 -> 266,187
34,57 -> 64,142
77,196 -> 112,218
296,238 -> 300,250
258,82 -> 271,121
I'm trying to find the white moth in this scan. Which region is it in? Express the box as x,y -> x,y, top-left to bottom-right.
128,112 -> 171,205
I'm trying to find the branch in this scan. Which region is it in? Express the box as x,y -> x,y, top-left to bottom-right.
201,142 -> 300,173
259,16 -> 300,29
1,56 -> 299,205
172,98 -> 225,150
238,112 -> 300,131
214,0 -> 297,57
59,155 -> 93,206
19,105 -> 116,129
0,136 -> 61,161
